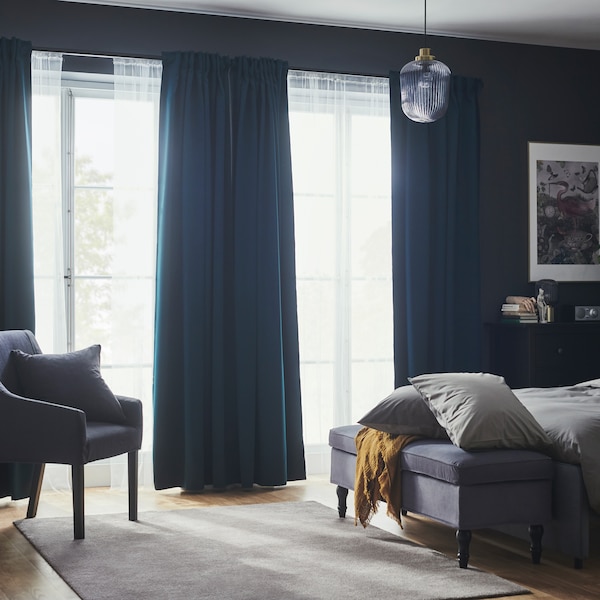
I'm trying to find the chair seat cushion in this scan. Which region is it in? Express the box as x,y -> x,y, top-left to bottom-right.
84,422 -> 141,463
401,439 -> 553,486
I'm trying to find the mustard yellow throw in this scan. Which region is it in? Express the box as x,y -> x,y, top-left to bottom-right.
354,426 -> 419,528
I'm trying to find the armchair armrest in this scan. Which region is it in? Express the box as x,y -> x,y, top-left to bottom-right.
116,395 -> 143,448
0,384 -> 87,465
116,395 -> 143,429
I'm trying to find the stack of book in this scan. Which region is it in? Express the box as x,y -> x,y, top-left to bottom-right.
501,302 -> 538,323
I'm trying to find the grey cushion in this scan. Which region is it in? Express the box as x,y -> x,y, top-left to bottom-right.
10,345 -> 126,424
329,424 -> 361,454
358,385 -> 449,438
409,372 -> 552,451
401,439 -> 553,486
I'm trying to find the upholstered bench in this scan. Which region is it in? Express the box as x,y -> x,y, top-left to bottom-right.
329,424 -> 554,568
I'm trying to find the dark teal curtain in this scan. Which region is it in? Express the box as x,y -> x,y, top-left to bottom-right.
390,74 -> 483,386
0,38 -> 35,500
153,52 -> 305,491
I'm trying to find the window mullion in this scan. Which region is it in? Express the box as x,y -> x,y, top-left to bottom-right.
62,87 -> 75,352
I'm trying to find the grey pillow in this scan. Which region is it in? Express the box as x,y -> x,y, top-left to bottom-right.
409,372 -> 551,451
358,384 -> 449,438
11,345 -> 126,424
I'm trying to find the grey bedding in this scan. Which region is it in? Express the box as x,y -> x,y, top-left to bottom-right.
514,383 -> 600,514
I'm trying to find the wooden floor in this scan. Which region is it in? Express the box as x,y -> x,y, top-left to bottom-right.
0,476 -> 598,600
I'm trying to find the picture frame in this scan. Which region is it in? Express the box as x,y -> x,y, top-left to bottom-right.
529,142 -> 600,282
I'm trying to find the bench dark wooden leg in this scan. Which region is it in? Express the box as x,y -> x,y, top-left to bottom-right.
336,485 -> 348,518
457,529 -> 472,568
72,465 -> 85,540
529,524 -> 544,564
26,463 -> 45,518
573,558 -> 583,569
128,450 -> 138,522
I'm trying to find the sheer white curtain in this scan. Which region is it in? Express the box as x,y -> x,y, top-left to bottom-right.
32,55 -> 161,491
32,51 -> 72,491
288,71 -> 394,474
31,51 -> 67,354
108,57 -> 162,488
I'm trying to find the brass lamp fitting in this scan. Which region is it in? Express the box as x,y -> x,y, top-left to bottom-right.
415,48 -> 436,61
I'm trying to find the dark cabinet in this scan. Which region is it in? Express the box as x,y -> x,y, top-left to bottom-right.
486,322 -> 600,388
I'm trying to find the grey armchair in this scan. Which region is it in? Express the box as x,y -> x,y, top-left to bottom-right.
0,329 -> 142,539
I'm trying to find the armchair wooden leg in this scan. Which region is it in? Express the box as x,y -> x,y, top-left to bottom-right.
26,464 -> 45,519
128,450 -> 138,522
72,464 -> 85,540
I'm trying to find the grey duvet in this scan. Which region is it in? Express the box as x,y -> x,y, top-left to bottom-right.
514,383 -> 600,514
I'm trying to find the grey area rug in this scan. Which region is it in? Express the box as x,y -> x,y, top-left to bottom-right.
15,501 -> 528,600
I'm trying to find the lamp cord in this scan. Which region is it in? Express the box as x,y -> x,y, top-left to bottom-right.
424,0 -> 428,48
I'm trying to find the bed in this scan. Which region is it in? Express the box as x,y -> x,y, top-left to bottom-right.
513,383 -> 600,516
501,382 -> 600,567
336,373 -> 600,568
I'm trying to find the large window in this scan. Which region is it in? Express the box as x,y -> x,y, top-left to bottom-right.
32,58 -> 392,482
288,71 -> 394,472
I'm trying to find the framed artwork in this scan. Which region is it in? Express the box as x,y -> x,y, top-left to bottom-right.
529,142 -> 600,282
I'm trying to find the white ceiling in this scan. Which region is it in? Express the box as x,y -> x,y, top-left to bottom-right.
59,0 -> 600,51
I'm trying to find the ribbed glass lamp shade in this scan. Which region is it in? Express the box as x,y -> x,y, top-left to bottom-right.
400,48 -> 451,123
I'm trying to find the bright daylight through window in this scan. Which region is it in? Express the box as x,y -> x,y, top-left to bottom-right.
32,53 -> 161,488
288,71 -> 394,473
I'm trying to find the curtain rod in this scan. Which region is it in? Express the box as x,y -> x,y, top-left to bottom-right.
33,48 -> 161,61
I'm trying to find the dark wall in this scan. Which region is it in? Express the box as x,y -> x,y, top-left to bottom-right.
3,0 -> 600,345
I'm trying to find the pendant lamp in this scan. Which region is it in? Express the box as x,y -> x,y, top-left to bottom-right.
400,0 -> 451,123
